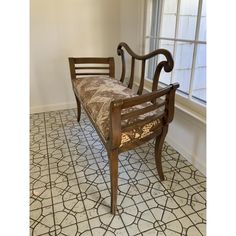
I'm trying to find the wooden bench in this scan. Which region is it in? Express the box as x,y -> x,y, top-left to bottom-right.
68,42 -> 179,214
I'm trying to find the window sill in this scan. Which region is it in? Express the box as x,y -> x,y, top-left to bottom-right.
174,98 -> 206,124
136,78 -> 206,124
174,92 -> 206,124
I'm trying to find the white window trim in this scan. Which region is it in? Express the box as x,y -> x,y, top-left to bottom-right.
139,78 -> 206,124
139,0 -> 206,124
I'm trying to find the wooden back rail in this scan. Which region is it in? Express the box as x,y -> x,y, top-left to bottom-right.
69,57 -> 115,80
117,42 -> 174,94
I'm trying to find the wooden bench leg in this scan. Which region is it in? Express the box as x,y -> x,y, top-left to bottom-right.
155,126 -> 168,181
108,149 -> 119,215
74,95 -> 81,122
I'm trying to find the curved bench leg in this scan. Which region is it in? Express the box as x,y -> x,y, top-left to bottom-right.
108,149 -> 119,215
75,95 -> 81,122
155,126 -> 168,181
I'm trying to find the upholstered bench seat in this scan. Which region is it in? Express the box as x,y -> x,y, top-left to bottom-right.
73,76 -> 161,147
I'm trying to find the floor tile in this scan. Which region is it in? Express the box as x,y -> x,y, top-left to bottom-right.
30,108 -> 206,236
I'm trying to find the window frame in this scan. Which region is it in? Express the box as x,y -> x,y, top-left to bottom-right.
143,0 -> 206,122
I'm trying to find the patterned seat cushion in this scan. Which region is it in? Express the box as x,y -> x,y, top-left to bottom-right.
73,76 -> 162,147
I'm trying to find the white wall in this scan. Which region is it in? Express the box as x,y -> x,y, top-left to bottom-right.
120,0 -> 144,52
30,0 -> 145,113
30,0 -> 121,113
166,109 -> 206,175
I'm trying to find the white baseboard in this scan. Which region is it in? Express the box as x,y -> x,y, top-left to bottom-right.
166,135 -> 206,176
30,102 -> 76,114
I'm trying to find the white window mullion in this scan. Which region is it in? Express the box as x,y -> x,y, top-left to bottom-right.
188,0 -> 203,99
159,37 -> 206,45
155,0 -> 163,48
145,35 -> 206,45
148,0 -> 159,79
144,0 -> 153,79
153,0 -> 164,76
170,0 -> 181,84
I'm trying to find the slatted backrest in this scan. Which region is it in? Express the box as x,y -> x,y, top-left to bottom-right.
68,57 -> 115,81
117,42 -> 174,95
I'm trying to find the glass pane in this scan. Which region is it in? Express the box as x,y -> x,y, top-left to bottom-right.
180,0 -> 199,15
160,15 -> 176,38
201,0 -> 206,16
158,40 -> 174,84
163,0 -> 177,14
160,0 -> 177,38
192,44 -> 206,102
173,42 -> 194,94
177,0 -> 199,40
198,0 -> 206,41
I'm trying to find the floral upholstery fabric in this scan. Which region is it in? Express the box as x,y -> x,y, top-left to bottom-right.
73,76 -> 162,147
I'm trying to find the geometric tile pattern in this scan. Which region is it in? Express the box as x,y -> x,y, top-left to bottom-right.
30,108 -> 206,236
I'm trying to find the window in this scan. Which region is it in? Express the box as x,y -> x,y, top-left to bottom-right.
144,0 -> 206,104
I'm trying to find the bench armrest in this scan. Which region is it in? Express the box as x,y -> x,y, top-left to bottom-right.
109,83 -> 179,149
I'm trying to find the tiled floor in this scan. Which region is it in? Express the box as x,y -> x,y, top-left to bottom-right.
30,109 -> 206,236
